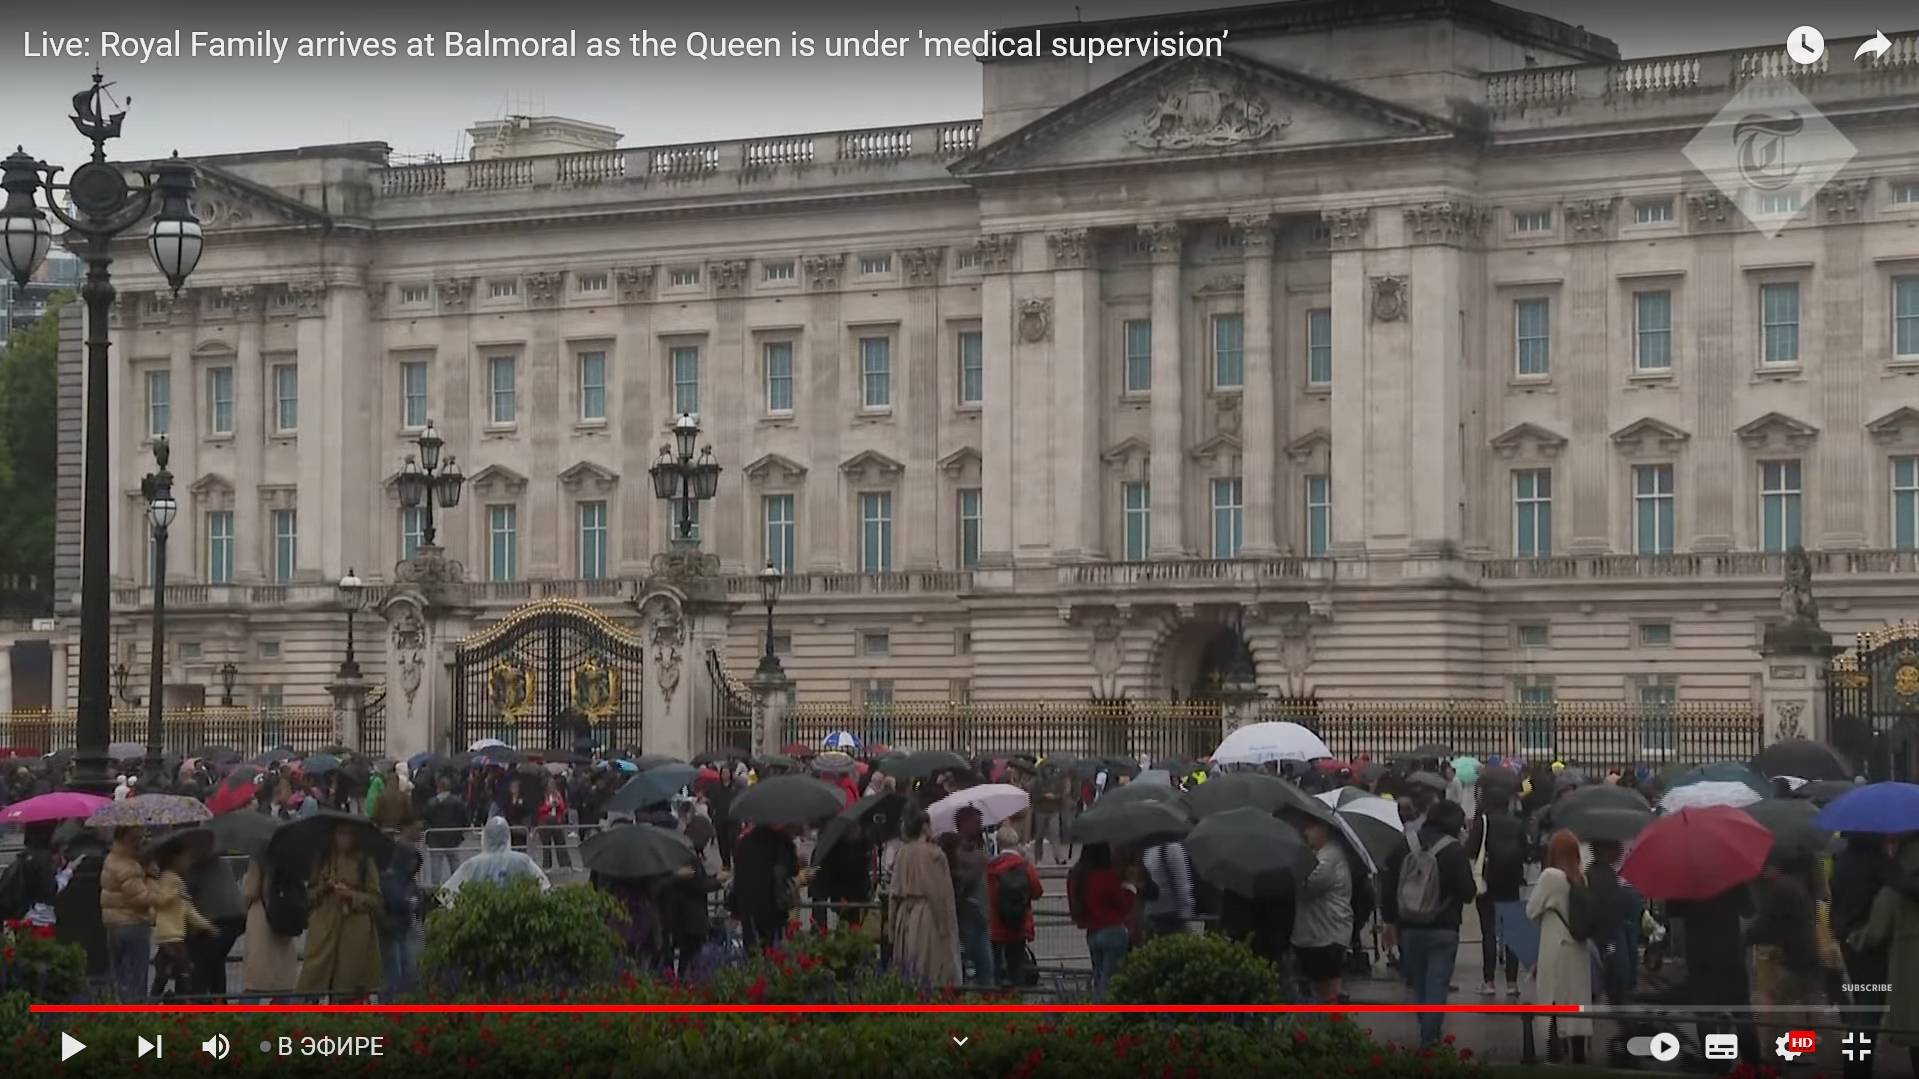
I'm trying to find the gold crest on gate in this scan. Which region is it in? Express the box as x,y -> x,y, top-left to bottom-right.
572,656 -> 621,720
1896,663 -> 1919,698
488,658 -> 536,724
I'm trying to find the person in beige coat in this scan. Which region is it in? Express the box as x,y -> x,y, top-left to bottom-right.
887,808 -> 961,988
296,822 -> 385,996
240,860 -> 301,994
1526,829 -> 1595,1061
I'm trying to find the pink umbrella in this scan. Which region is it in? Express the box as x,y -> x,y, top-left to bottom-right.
0,791 -> 111,824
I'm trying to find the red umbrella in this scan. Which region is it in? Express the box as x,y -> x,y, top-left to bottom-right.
1314,758 -> 1353,774
1620,805 -> 1774,901
205,766 -> 262,815
779,742 -> 817,760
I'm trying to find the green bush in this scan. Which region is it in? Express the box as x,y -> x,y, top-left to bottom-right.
1107,931 -> 1284,1007
0,991 -> 27,1044
420,880 -> 627,996
0,919 -> 85,1002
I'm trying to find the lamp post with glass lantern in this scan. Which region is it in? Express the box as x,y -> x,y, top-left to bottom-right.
337,568 -> 366,680
756,562 -> 784,680
218,660 -> 237,707
649,414 -> 721,549
138,437 -> 175,787
395,420 -> 465,554
0,74 -> 204,794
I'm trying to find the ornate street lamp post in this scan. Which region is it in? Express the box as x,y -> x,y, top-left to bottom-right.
0,74 -> 203,794
112,661 -> 136,705
395,420 -> 465,551
138,437 -> 176,786
649,414 -> 721,548
756,562 -> 784,680
218,660 -> 237,707
337,568 -> 365,680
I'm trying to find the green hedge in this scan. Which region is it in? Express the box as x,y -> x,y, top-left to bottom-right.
420,879 -> 628,996
1108,932 -> 1285,1008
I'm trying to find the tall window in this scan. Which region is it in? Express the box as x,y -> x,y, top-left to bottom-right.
1212,313 -> 1244,390
1515,298 -> 1551,377
270,509 -> 297,583
1122,481 -> 1151,561
958,330 -> 983,405
1896,276 -> 1919,358
145,370 -> 170,437
1760,283 -> 1800,364
577,350 -> 606,421
1123,319 -> 1152,394
577,500 -> 608,580
400,361 -> 428,429
487,355 -> 516,424
1640,682 -> 1678,755
488,504 -> 518,581
763,494 -> 796,574
1895,456 -> 1919,550
208,366 -> 234,435
1634,290 -> 1673,371
1518,682 -> 1556,753
957,488 -> 982,570
1633,464 -> 1676,555
400,506 -> 425,562
1760,460 -> 1803,552
1513,469 -> 1552,557
671,346 -> 700,415
271,363 -> 298,433
1211,478 -> 1244,558
1305,474 -> 1332,557
860,336 -> 891,409
764,341 -> 794,413
859,492 -> 893,574
205,511 -> 233,584
1306,308 -> 1333,386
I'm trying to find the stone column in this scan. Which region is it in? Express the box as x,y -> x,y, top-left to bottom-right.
709,260 -> 750,572
0,645 -> 12,714
1049,229 -> 1103,560
328,671 -> 368,752
752,667 -> 792,757
802,254 -> 847,572
978,235 -> 1019,568
633,576 -> 737,761
525,271 -> 566,578
1235,215 -> 1279,556
1760,599 -> 1838,749
379,554 -> 474,759
229,288 -> 265,582
616,266 -> 657,576
1817,183 -> 1871,548
50,641 -> 67,711
1563,200 -> 1615,554
899,248 -> 943,569
1325,211 -> 1372,556
1143,222 -> 1188,557
1690,228 -> 1738,553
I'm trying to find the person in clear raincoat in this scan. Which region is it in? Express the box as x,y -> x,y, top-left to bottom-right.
439,816 -> 550,903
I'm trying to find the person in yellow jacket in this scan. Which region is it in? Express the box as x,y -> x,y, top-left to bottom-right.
149,839 -> 214,997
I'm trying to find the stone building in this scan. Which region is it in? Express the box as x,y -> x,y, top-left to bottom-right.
23,0 -> 1919,755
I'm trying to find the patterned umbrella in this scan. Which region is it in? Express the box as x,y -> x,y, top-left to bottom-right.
0,791 -> 110,824
821,731 -> 861,752
86,794 -> 214,828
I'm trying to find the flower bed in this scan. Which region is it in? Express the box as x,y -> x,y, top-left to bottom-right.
0,919 -> 83,1003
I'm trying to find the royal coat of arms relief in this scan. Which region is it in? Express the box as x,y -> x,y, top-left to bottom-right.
1126,74 -> 1289,151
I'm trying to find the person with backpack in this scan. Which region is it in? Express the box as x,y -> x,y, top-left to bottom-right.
1464,788 -> 1528,997
1140,838 -> 1194,939
240,857 -> 301,995
1380,799 -> 1476,1049
1526,829 -> 1595,1062
1068,842 -> 1136,990
379,819 -> 426,997
985,824 -> 1044,990
0,821 -> 60,926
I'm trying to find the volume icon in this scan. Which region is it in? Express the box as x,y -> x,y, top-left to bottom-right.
202,1033 -> 231,1060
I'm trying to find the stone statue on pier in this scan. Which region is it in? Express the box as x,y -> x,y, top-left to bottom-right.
1781,545 -> 1819,626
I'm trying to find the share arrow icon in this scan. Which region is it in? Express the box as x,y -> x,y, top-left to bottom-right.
1856,30 -> 1892,61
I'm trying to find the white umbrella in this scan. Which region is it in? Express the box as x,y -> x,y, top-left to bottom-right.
929,783 -> 1031,836
1777,775 -> 1809,792
469,738 -> 506,751
1315,789 -> 1404,833
1660,781 -> 1765,812
1213,722 -> 1332,766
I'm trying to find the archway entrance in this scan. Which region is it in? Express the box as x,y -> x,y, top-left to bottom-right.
1161,619 -> 1256,702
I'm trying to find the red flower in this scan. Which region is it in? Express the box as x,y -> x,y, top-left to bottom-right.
1442,1033 -> 1456,1046
1369,1054 -> 1383,1068
1459,1049 -> 1473,1061
747,976 -> 768,1002
1293,1029 -> 1310,1046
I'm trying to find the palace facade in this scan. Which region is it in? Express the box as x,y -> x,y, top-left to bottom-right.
13,0 -> 1919,754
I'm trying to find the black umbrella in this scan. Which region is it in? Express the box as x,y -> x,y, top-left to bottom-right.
1185,772 -> 1295,819
580,824 -> 696,880
1099,782 -> 1182,808
473,744 -> 519,766
533,748 -> 591,765
208,810 -> 280,858
303,753 -> 343,776
757,754 -> 806,773
1744,798 -> 1831,861
1553,785 -> 1654,842
691,747 -> 750,766
732,774 -> 846,827
1401,743 -> 1451,764
191,745 -> 242,766
1753,741 -> 1852,783
1071,799 -> 1192,848
1186,807 -> 1314,899
608,764 -> 698,815
876,749 -> 971,782
266,811 -> 394,876
1794,779 -> 1858,807
145,826 -> 216,865
1406,770 -> 1449,794
813,792 -> 906,867
634,753 -> 686,772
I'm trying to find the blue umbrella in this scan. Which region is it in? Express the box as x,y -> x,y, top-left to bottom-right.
1814,782 -> 1919,834
607,764 -> 698,814
822,730 -> 860,752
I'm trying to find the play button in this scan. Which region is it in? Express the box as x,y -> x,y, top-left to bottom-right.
60,1032 -> 85,1060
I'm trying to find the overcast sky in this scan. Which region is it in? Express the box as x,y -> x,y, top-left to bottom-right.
1,0 -> 1910,162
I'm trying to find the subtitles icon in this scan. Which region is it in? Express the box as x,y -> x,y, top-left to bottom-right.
1704,1034 -> 1739,1060
1843,1032 -> 1873,1062
1775,1030 -> 1817,1061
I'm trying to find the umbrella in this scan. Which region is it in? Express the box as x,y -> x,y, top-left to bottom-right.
145,826 -> 215,865
633,753 -> 685,772
1406,770 -> 1450,794
1620,805 -> 1774,901
732,774 -> 846,827
266,811 -> 394,876
778,742 -> 817,760
303,753 -> 343,776
1743,798 -> 1830,861
1071,799 -> 1191,848
1814,782 -> 1919,834
812,751 -> 858,775
1450,756 -> 1482,787
1186,807 -> 1315,898
191,745 -> 242,766
1314,790 -> 1406,869
1661,780 -> 1765,812
0,791 -> 110,824
757,754 -> 805,773
691,747 -> 750,766
1794,780 -> 1859,807
1100,782 -> 1183,808
108,742 -> 145,761
928,783 -> 1031,835
407,752 -> 455,773
469,738 -> 506,751
1132,768 -> 1174,787
603,758 -> 639,774
1186,772 -> 1305,819
876,749 -> 970,782
1753,740 -> 1852,783
251,747 -> 298,765
208,810 -> 280,857
1212,721 -> 1332,766
580,824 -> 696,880
1671,762 -> 1772,796
813,792 -> 906,867
206,767 -> 264,815
1401,743 -> 1452,764
86,794 -> 213,828
607,764 -> 699,815
1552,785 -> 1655,842
472,744 -> 519,766
821,731 -> 861,752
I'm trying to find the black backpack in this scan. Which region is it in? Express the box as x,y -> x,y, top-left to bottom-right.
1560,881 -> 1600,943
0,855 -> 29,920
264,868 -> 309,937
380,857 -> 418,933
1483,814 -> 1526,872
993,861 -> 1030,931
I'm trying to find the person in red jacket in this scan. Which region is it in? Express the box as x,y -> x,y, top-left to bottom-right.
536,774 -> 571,871
985,824 -> 1045,989
1068,842 -> 1136,990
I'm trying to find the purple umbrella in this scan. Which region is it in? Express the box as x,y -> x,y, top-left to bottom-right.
0,791 -> 111,824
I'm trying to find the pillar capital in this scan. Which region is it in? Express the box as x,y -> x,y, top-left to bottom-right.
1228,214 -> 1275,254
1138,221 -> 1184,263
1046,228 -> 1093,270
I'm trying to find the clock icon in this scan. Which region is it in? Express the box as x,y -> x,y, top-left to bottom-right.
1787,25 -> 1826,64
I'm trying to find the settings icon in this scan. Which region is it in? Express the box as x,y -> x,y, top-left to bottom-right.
1775,1033 -> 1802,1062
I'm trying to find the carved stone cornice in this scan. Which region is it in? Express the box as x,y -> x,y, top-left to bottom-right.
288,282 -> 328,316
436,277 -> 475,309
802,252 -> 845,291
898,246 -> 945,284
525,270 -> 567,306
1046,229 -> 1092,271
140,290 -> 176,325
220,286 -> 258,317
1195,273 -> 1244,295
1322,207 -> 1370,250
709,259 -> 750,295
1817,179 -> 1870,222
975,234 -> 1018,274
1229,214 -> 1274,256
615,265 -> 655,302
1563,197 -> 1616,242
1138,222 -> 1184,262
1403,201 -> 1488,246
1687,192 -> 1739,232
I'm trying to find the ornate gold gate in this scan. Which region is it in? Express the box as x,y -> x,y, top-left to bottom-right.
452,600 -> 645,753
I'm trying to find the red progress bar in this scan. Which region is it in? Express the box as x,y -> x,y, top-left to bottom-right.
33,1003 -> 1581,1015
